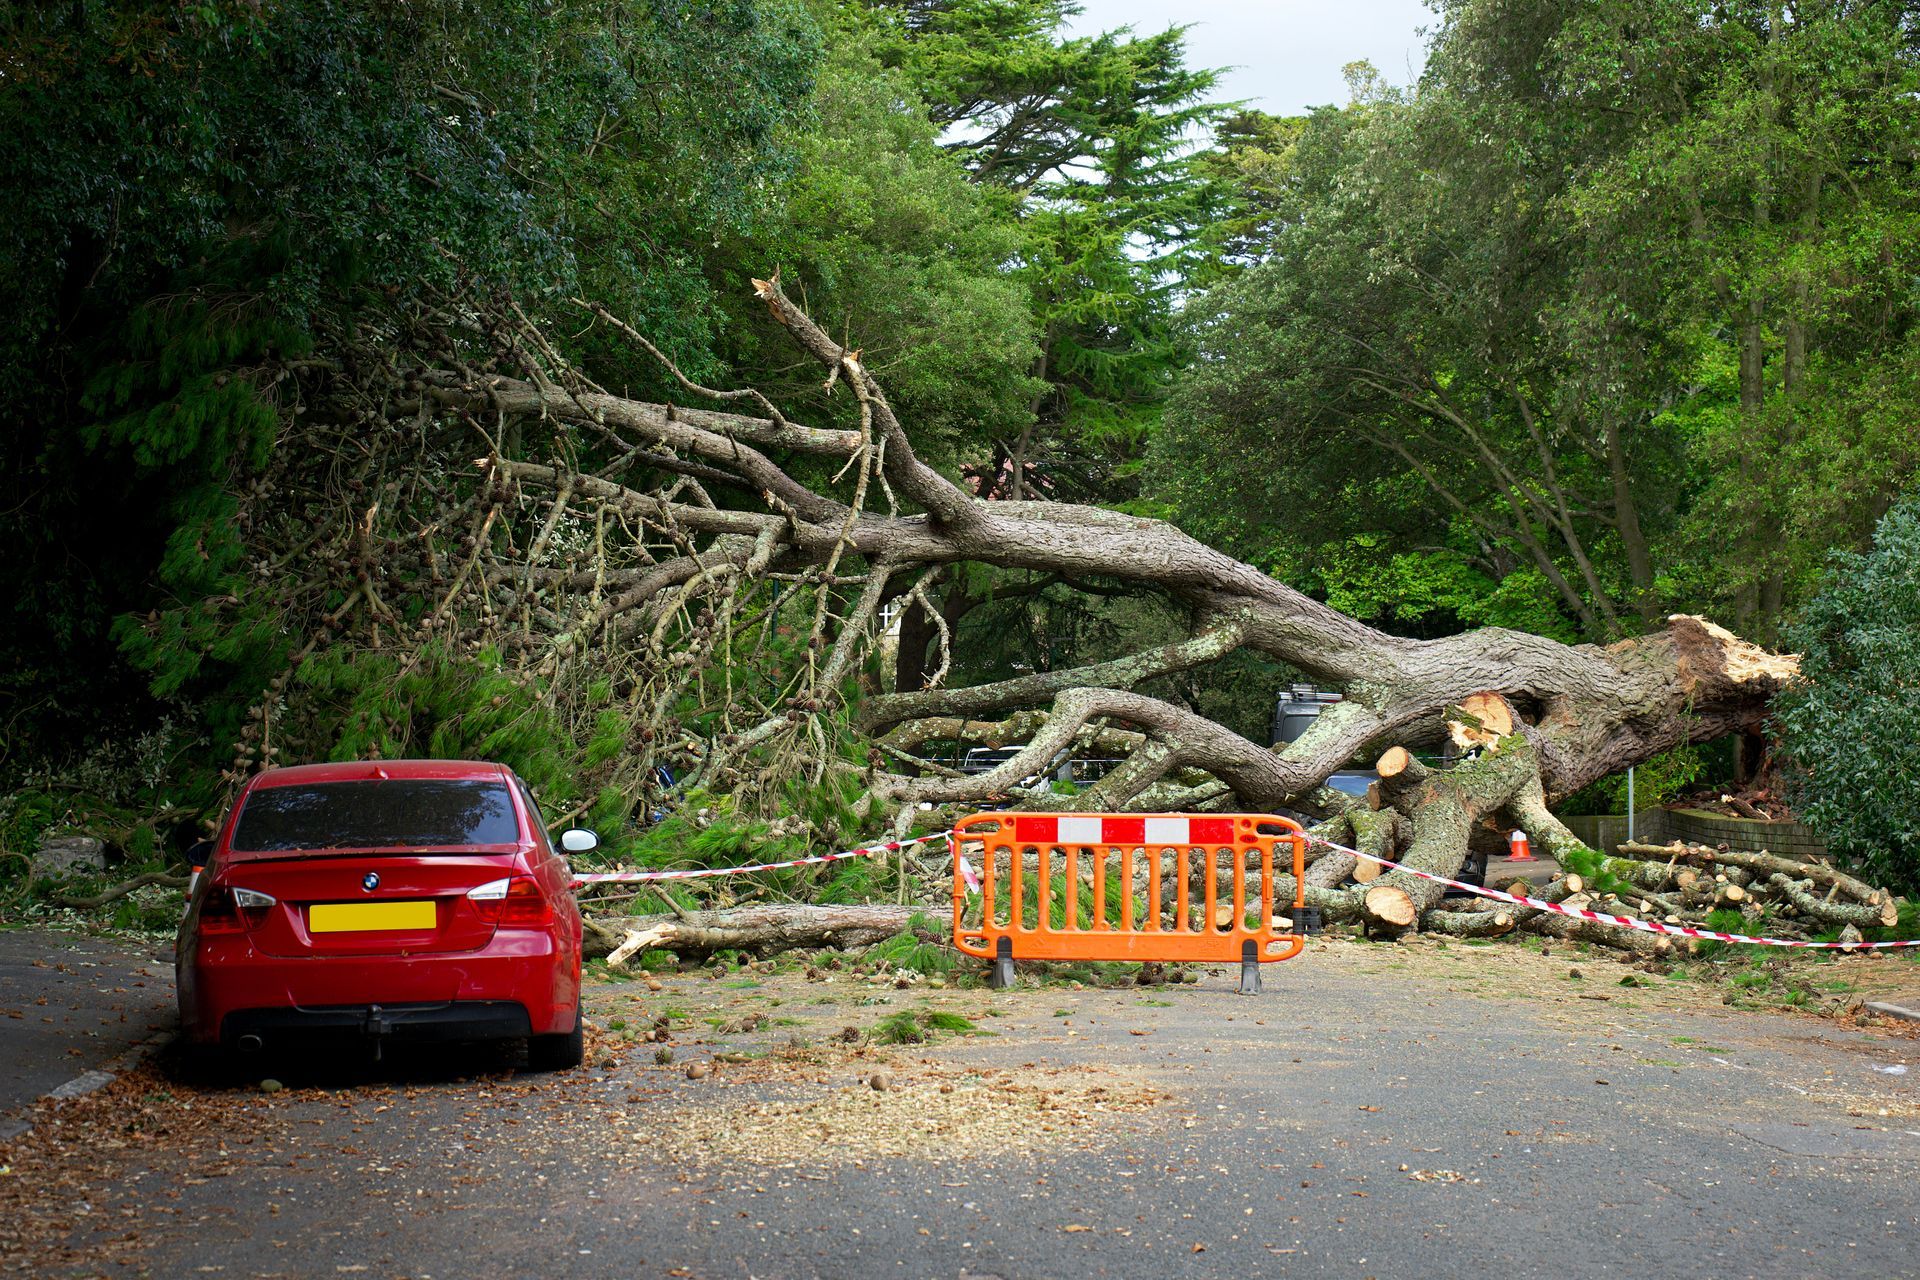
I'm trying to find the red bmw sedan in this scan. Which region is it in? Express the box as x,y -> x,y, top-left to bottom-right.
176,760 -> 588,1070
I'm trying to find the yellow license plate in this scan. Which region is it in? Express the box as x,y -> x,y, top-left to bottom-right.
309,900 -> 437,933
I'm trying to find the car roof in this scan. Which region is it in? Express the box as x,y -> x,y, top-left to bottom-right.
246,760 -> 511,790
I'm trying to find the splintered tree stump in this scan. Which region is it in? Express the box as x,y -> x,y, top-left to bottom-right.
1446,692 -> 1515,754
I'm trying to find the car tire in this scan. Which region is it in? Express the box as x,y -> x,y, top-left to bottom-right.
527,1010 -> 584,1072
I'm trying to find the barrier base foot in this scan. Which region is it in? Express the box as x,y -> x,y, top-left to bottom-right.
990,938 -> 1015,989
1238,940 -> 1261,995
1295,906 -> 1324,935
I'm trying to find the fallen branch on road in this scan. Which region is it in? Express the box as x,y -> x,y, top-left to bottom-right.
589,903 -> 918,965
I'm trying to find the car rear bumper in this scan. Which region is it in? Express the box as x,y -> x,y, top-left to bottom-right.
221,1000 -> 532,1050
179,931 -> 575,1044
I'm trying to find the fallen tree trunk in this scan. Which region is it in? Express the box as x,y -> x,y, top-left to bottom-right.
211,276 -> 1813,962
588,904 -> 918,964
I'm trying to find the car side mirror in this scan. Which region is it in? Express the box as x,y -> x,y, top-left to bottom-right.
559,829 -> 599,855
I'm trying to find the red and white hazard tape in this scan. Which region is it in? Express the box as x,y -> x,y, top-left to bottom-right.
1007,813 -> 1240,847
1308,833 -> 1919,950
569,831 -> 948,888
570,815 -> 1912,951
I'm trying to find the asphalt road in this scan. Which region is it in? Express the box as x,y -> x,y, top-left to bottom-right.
0,928 -> 175,1139
8,934 -> 1919,1278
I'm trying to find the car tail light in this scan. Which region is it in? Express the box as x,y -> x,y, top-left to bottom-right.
466,876 -> 552,927
200,885 -> 276,935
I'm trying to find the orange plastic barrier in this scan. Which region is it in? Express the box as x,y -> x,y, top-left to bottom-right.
950,812 -> 1310,993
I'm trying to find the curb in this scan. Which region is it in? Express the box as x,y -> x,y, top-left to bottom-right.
0,1021 -> 177,1142
1864,999 -> 1920,1024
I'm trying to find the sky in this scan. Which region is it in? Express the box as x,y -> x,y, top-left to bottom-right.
1063,0 -> 1434,115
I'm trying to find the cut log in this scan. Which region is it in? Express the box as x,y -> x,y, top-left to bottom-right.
1765,873 -> 1900,929
1375,745 -> 1416,778
1361,730 -> 1548,932
1363,883 -> 1419,935
587,904 -> 918,964
1596,857 -> 1681,891
1520,911 -> 1678,959
1621,841 -> 1889,911
1423,907 -> 1517,938
1426,873 -> 1584,936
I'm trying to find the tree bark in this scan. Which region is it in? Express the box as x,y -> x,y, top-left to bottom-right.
590,904 -> 918,964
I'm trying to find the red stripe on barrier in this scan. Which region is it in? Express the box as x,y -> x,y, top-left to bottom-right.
1190,816 -> 1235,845
1015,815 -> 1057,844
1103,816 -> 1145,843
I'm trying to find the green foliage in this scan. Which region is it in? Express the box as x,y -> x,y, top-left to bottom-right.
859,0 -> 1230,492
1555,844 -> 1615,897
871,1011 -> 927,1044
1559,745 -> 1708,818
1,0 -> 821,757
717,25 -> 1042,464
1776,492 -> 1920,893
864,913 -> 955,975
870,1007 -> 975,1044
283,643 -> 575,798
1693,908 -> 1756,959
1163,1 -> 1920,644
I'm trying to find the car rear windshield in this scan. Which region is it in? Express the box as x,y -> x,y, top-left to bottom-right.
230,780 -> 521,852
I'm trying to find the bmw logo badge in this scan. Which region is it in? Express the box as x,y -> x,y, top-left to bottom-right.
362,872 -> 381,892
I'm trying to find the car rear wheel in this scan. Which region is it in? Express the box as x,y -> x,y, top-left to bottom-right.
526,1009 -> 583,1071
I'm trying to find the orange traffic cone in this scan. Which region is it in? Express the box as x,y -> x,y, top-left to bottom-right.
1507,828 -> 1535,862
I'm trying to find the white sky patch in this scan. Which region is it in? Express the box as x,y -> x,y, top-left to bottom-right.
1064,0 -> 1434,115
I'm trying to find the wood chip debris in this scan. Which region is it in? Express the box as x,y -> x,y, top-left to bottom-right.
643,1060 -> 1172,1165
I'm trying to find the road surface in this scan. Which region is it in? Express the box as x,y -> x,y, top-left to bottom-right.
3,932 -> 1915,1277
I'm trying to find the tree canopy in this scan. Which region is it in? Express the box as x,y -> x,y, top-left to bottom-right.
0,0 -> 1914,892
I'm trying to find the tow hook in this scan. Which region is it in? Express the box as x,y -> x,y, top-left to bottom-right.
364,1004 -> 391,1061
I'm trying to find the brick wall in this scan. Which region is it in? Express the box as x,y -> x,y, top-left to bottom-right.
1562,809 -> 1828,860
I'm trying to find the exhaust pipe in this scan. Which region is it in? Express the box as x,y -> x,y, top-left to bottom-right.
236,1033 -> 264,1054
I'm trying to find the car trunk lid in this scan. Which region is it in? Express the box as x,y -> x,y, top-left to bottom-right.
222,854 -> 523,957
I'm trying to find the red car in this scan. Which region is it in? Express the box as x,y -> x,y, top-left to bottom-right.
176,760 -> 589,1070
